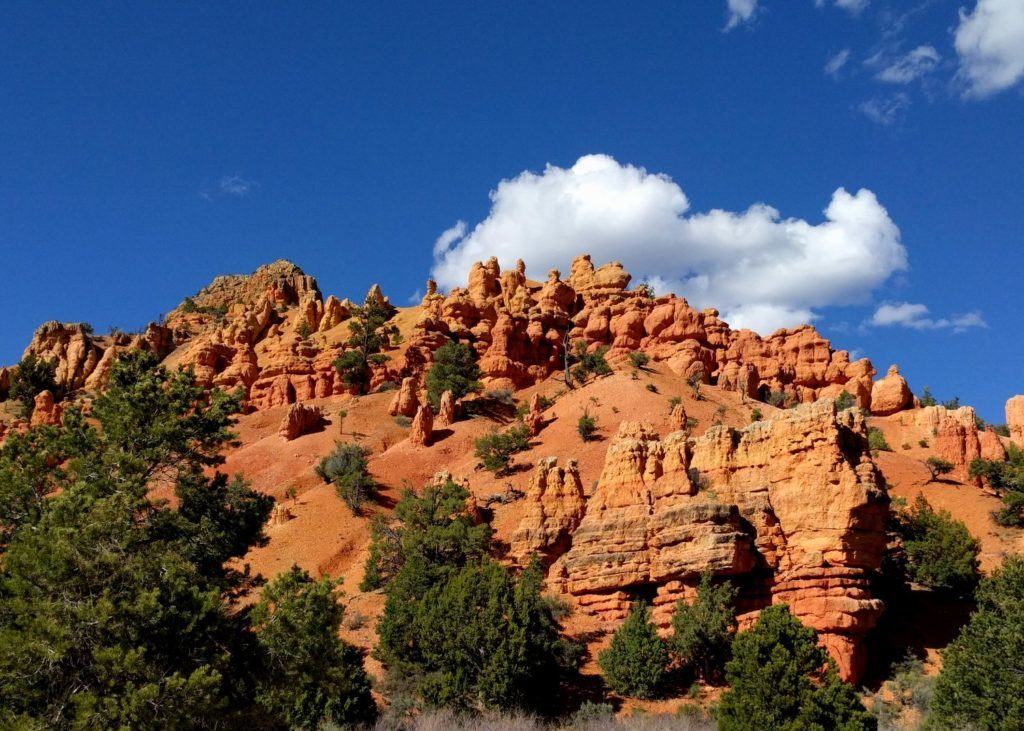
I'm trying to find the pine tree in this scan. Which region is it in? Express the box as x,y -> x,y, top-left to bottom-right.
929,555 -> 1024,728
598,601 -> 668,699
718,605 -> 875,731
252,566 -> 376,729
669,573 -> 737,683
332,293 -> 396,393
8,354 -> 59,417
424,341 -> 481,408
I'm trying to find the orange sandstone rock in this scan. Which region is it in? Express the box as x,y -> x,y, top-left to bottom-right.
436,390 -> 458,427
1007,395 -> 1024,447
29,390 -> 62,427
871,365 -> 912,416
511,457 -> 586,564
278,403 -> 323,440
388,377 -> 420,418
409,404 -> 434,447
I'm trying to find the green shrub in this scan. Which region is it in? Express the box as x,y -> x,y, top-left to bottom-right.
316,443 -> 375,514
598,602 -> 669,699
252,566 -> 377,728
919,438 -> 929,448
393,415 -> 412,427
941,396 -> 961,410
474,425 -> 531,474
930,555 -> 1024,728
8,354 -> 59,417
425,341 -> 482,408
670,573 -> 737,683
868,427 -> 892,453
628,351 -> 650,369
718,605 -> 875,731
919,386 -> 936,407
766,390 -> 787,408
835,390 -> 856,411
296,320 -> 311,340
970,446 -> 1024,526
750,408 -> 762,422
890,494 -> 979,596
571,342 -> 612,383
924,456 -> 955,482
577,411 -> 598,441
332,293 -> 397,394
686,374 -> 703,401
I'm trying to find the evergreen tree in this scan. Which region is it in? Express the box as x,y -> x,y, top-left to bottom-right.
597,602 -> 668,699
332,293 -> 396,393
969,444 -> 1024,527
315,443 -> 375,514
891,494 -> 980,596
251,566 -> 376,729
718,605 -> 875,731
8,354 -> 59,417
424,341 -> 481,409
0,351 -> 372,729
669,572 -> 737,683
929,555 -> 1024,729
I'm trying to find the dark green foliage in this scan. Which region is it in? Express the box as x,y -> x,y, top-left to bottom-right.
361,479 -> 492,592
835,390 -> 856,411
750,408 -> 762,422
766,390 -> 787,408
0,350 -> 285,728
890,494 -> 980,596
970,444 -> 1024,526
718,605 -> 876,731
424,341 -> 482,409
868,427 -> 892,453
251,566 -> 376,729
332,293 -> 397,394
919,386 -> 936,407
669,573 -> 737,683
941,396 -> 961,410
316,443 -> 375,514
991,423 -> 1011,437
577,411 -> 598,441
474,424 -> 531,474
924,457 -> 955,482
372,483 -> 568,713
930,555 -> 1024,729
296,320 -> 311,340
627,351 -> 650,369
598,602 -> 669,699
8,354 -> 59,417
570,342 -> 612,383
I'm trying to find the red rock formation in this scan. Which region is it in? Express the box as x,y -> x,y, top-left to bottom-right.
1007,395 -> 1024,447
871,365 -> 912,416
524,392 -> 546,436
668,402 -> 688,432
511,457 -> 586,563
388,377 -> 420,418
29,390 -> 62,427
409,404 -> 434,447
278,403 -> 323,440
533,401 -> 887,682
436,390 -> 458,427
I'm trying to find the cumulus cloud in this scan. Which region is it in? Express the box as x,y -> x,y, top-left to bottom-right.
724,0 -> 759,31
954,0 -> 1024,98
431,155 -> 908,334
858,92 -> 911,125
825,49 -> 852,78
870,302 -> 987,332
200,174 -> 258,200
814,0 -> 870,15
876,45 -> 940,84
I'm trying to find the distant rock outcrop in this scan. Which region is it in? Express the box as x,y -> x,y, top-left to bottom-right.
521,400 -> 888,683
871,365 -> 913,416
1008,395 -> 1024,447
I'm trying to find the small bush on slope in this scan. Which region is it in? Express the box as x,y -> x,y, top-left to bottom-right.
717,605 -> 876,731
929,554 -> 1024,728
598,602 -> 669,699
316,442 -> 375,514
475,424 -> 531,474
969,443 -> 1024,527
8,353 -> 59,417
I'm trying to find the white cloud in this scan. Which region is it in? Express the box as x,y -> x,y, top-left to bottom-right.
814,0 -> 870,15
724,0 -> 759,31
876,45 -> 940,83
954,0 -> 1024,98
431,155 -> 908,335
858,92 -> 911,125
200,174 -> 258,200
870,302 -> 987,332
825,48 -> 852,78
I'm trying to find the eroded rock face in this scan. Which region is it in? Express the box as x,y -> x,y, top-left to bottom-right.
528,400 -> 888,682
278,403 -> 323,440
524,392 -> 546,436
388,377 -> 420,418
409,404 -> 434,447
511,457 -> 586,563
871,365 -> 912,416
1007,395 -> 1024,447
436,390 -> 458,427
29,390 -> 62,427
898,405 -> 988,483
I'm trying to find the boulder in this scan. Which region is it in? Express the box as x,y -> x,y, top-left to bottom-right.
1007,395 -> 1024,447
278,403 -> 323,440
871,365 -> 912,415
388,377 -> 420,418
29,390 -> 62,427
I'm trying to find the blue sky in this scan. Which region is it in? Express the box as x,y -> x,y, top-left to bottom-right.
1,1 -> 1021,421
